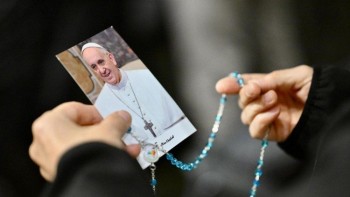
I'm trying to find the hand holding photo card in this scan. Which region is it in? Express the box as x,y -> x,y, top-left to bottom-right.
56,27 -> 196,169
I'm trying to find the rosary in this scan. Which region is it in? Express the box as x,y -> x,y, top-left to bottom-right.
130,72 -> 269,197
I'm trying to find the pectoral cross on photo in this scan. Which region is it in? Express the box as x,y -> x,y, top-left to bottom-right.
144,120 -> 157,138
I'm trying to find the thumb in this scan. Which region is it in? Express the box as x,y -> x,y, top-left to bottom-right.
216,77 -> 241,94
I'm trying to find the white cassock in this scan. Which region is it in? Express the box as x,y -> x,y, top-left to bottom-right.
95,61 -> 196,168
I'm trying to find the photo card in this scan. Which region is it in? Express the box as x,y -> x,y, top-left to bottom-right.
56,26 -> 196,169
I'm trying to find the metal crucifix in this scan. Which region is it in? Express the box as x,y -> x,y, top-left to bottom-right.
144,120 -> 157,138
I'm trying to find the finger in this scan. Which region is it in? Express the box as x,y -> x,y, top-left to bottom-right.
241,90 -> 278,124
241,73 -> 266,82
28,143 -> 40,166
125,144 -> 141,158
29,142 -> 55,179
248,65 -> 313,93
249,106 -> 280,139
97,110 -> 131,147
54,102 -> 103,126
29,138 -> 49,171
239,81 -> 262,109
40,168 -> 54,182
104,110 -> 131,133
215,77 -> 241,94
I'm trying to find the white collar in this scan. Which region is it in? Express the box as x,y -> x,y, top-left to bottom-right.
107,69 -> 128,91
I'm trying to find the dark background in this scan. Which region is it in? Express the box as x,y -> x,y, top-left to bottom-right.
1,0 -> 350,196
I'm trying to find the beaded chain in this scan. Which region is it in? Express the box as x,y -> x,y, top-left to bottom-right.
250,137 -> 269,197
149,163 -> 157,194
164,93 -> 227,171
132,72 -> 269,196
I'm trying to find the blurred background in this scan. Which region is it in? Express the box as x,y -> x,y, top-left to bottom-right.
1,0 -> 350,196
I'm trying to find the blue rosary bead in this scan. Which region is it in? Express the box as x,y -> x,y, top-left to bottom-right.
171,157 -> 178,165
230,72 -> 244,87
185,164 -> 192,171
166,153 -> 174,161
175,161 -> 183,168
209,133 -> 216,138
166,153 -> 197,171
215,115 -> 222,121
202,149 -> 208,155
253,180 -> 260,187
220,96 -> 227,104
194,159 -> 200,166
199,153 -> 207,159
230,72 -> 239,78
150,179 -> 157,186
262,140 -> 269,147
250,189 -> 257,197
206,141 -> 213,148
238,78 -> 244,86
255,169 -> 263,176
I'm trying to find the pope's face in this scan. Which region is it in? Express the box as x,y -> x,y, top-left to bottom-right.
82,47 -> 121,85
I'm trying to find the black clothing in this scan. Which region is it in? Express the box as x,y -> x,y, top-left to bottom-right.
279,66 -> 350,196
41,142 -> 153,197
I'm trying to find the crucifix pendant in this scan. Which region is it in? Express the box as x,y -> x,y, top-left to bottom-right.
144,120 -> 157,138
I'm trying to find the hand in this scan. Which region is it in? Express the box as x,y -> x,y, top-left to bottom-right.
216,65 -> 313,142
29,102 -> 140,181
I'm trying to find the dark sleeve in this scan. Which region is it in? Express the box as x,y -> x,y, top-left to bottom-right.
41,142 -> 153,197
278,65 -> 350,160
280,102 -> 350,197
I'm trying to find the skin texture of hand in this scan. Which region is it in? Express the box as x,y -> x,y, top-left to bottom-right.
216,65 -> 313,142
29,102 -> 140,181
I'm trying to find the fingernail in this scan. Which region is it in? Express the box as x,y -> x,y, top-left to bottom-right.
263,91 -> 274,105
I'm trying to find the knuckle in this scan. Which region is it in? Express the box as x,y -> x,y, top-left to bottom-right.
28,144 -> 40,165
28,145 -> 36,159
268,70 -> 279,79
54,101 -> 82,117
32,118 -> 45,135
297,64 -> 309,70
58,101 -> 81,110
